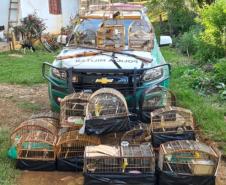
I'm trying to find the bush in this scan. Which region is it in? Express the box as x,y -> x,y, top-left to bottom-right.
195,0 -> 226,62
214,58 -> 226,84
177,28 -> 199,57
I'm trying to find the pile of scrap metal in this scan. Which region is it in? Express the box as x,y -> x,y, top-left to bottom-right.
8,87 -> 221,185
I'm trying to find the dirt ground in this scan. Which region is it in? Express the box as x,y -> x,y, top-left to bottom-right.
0,84 -> 225,185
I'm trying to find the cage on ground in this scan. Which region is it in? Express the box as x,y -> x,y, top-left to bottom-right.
56,130 -> 101,171
121,123 -> 151,145
11,118 -> 58,145
84,144 -> 155,173
150,106 -> 196,147
16,131 -> 57,171
60,92 -> 91,129
140,86 -> 176,123
157,140 -> 221,185
85,88 -> 130,135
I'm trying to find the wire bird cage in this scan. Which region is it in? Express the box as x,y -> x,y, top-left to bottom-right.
151,106 -> 194,131
121,123 -> 150,145
84,144 -> 155,174
17,131 -> 57,161
11,118 -> 58,145
60,92 -> 91,128
140,86 -> 176,113
158,140 -> 221,176
97,22 -> 125,51
56,130 -> 101,159
86,88 -> 128,119
128,19 -> 154,52
150,106 -> 196,147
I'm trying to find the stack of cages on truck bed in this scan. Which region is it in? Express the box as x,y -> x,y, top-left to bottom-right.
85,88 -> 131,135
56,130 -> 100,171
150,106 -> 196,148
60,92 -> 91,129
157,140 -> 221,185
84,144 -> 156,185
16,131 -> 57,171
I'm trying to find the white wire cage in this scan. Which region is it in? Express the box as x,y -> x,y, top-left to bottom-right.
84,144 -> 155,174
158,140 -> 221,176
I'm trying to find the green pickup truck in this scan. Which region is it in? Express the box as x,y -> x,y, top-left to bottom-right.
42,3 -> 172,122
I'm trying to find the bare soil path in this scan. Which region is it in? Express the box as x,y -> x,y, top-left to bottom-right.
0,84 -> 225,185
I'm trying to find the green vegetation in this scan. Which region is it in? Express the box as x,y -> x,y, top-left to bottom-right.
0,51 -> 54,85
0,129 -> 18,185
162,47 -> 226,154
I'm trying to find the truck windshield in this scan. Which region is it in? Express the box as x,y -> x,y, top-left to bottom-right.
68,18 -> 153,51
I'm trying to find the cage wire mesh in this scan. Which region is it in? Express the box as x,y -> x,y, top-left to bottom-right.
151,106 -> 194,133
128,19 -> 154,52
60,92 -> 91,128
17,131 -> 57,161
158,140 -> 221,176
86,88 -> 129,120
11,118 -> 58,145
56,130 -> 101,159
141,86 -> 176,112
100,132 -> 125,145
121,123 -> 151,144
84,144 -> 155,174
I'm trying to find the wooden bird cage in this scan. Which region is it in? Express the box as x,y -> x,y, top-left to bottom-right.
60,92 -> 91,128
151,106 -> 195,147
121,123 -> 150,145
129,19 -> 154,52
11,118 -> 58,145
86,88 -> 128,119
97,23 -> 125,51
56,130 -> 101,159
158,140 -> 221,176
17,131 -> 57,161
141,86 -> 176,112
84,144 -> 155,174
151,106 -> 194,131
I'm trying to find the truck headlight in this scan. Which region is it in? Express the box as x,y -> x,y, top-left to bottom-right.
143,67 -> 163,82
52,68 -> 67,79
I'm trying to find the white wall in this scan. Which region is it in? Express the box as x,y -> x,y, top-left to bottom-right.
0,0 -> 10,30
20,0 -> 79,33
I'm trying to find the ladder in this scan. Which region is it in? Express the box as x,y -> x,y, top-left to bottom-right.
8,0 -> 20,30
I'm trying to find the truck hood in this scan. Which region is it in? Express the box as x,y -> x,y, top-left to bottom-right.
55,48 -> 155,69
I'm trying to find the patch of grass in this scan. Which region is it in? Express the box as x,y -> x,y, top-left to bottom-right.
0,51 -> 54,85
0,129 -> 19,185
17,101 -> 43,112
162,47 -> 226,154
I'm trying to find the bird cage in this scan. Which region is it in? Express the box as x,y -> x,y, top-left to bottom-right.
86,88 -> 128,119
121,123 -> 151,145
158,140 -> 221,185
11,118 -> 58,145
100,132 -> 124,145
56,130 -> 101,171
141,86 -> 176,113
16,131 -> 57,170
79,0 -> 110,15
97,23 -> 125,51
151,106 -> 196,147
60,92 -> 91,129
128,19 -> 154,52
84,144 -> 155,174
85,88 -> 130,135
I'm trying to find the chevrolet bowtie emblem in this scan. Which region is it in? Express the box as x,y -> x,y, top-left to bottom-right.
96,78 -> 113,84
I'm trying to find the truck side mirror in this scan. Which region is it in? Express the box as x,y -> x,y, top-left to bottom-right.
159,36 -> 172,47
